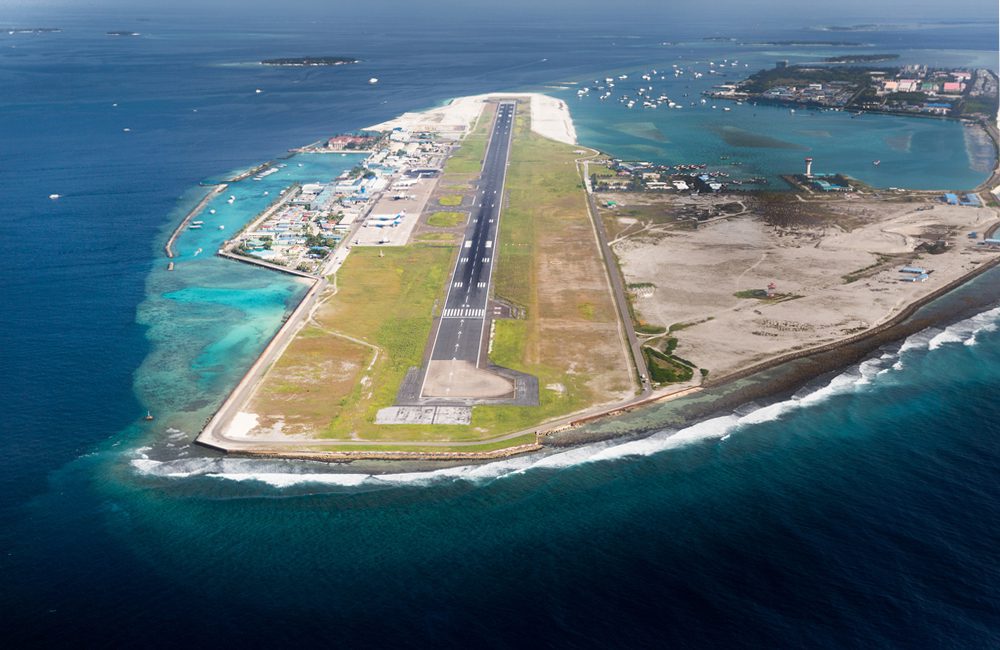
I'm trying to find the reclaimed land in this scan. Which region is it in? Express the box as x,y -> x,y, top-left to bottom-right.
221,99 -> 633,454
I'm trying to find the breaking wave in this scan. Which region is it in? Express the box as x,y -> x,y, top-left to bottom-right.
130,306 -> 1000,490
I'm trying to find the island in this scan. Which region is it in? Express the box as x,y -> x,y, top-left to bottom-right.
260,57 -> 359,67
705,62 -> 999,120
4,27 -> 62,34
175,65 -> 999,462
823,53 -> 899,64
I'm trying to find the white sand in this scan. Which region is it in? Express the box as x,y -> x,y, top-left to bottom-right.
609,195 -> 1000,377
367,92 -> 577,145
224,411 -> 259,439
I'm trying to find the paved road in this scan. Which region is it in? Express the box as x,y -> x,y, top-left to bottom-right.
427,101 -> 516,365
582,160 -> 651,393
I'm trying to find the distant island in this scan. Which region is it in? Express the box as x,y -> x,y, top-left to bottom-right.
823,53 -> 899,63
747,40 -> 869,47
705,62 -> 999,120
106,31 -> 141,37
4,28 -> 62,34
260,57 -> 360,67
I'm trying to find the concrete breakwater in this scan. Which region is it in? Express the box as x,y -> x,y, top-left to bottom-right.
164,184 -> 227,258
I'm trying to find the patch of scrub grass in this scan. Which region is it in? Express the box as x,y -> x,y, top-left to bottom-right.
427,211 -> 466,227
438,195 -> 463,206
644,346 -> 694,383
472,320 -> 591,433
443,104 -> 495,174
416,232 -> 458,243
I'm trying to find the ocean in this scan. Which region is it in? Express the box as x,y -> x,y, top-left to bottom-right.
3,8 -> 1000,646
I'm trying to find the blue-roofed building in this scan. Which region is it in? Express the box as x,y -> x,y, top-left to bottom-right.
962,193 -> 982,206
942,193 -> 959,205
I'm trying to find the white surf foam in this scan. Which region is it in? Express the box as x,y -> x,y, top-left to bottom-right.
131,305 -> 1000,489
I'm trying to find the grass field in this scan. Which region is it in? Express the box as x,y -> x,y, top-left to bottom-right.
480,106 -> 634,431
443,103 -> 495,175
246,327 -> 371,436
246,100 -> 633,452
427,211 -> 467,228
438,195 -> 463,206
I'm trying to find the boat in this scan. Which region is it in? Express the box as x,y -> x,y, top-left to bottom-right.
144,411 -> 154,421
873,160 -> 881,166
255,88 -> 263,94
167,262 -> 174,271
192,220 -> 204,225
263,191 -> 269,196
48,193 -> 60,200
218,225 -> 225,230
189,224 -> 202,229
368,77 -> 379,84
209,209 -> 216,215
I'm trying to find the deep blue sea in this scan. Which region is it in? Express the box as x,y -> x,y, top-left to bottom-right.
3,6 -> 1000,647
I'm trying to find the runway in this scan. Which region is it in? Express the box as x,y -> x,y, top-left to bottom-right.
425,101 -> 516,371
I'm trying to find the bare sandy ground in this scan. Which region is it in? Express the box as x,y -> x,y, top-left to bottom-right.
367,93 -> 577,145
607,194 -> 1000,376
422,360 -> 514,399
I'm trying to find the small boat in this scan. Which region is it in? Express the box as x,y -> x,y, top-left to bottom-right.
48,193 -> 60,200
209,209 -> 216,215
368,77 -> 379,84
167,262 -> 174,271
255,88 -> 263,94
263,191 -> 269,196
218,225 -> 225,230
873,160 -> 881,166
189,224 -> 202,229
122,127 -> 131,132
192,220 -> 204,225
144,411 -> 154,421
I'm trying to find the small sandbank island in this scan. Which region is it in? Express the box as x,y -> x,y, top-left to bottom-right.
260,56 -> 360,67
178,72 -> 999,463
4,27 -> 62,34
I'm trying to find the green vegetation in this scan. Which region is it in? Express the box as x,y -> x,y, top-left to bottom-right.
443,104 -> 495,174
415,232 -> 459,243
842,253 -> 895,283
438,195 -> 463,206
635,323 -> 667,335
643,347 -> 694,383
427,211 -> 467,227
735,289 -> 770,299
742,65 -> 877,93
308,245 -> 483,443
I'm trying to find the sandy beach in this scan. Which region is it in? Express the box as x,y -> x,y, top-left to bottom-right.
367,92 -> 577,145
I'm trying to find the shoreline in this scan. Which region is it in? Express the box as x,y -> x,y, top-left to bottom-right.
181,92 -> 999,465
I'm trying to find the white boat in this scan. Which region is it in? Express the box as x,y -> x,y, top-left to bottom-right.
368,77 -> 379,84
189,224 -> 202,230
263,191 -> 269,196
48,193 -> 60,200
218,225 -> 225,230
723,107 -> 731,111
209,209 -> 216,214
191,220 -> 204,225
255,89 -> 263,94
